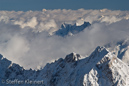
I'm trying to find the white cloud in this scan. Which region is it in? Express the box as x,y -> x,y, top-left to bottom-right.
36,19 -> 58,34
0,35 -> 29,61
0,9 -> 129,69
14,17 -> 38,28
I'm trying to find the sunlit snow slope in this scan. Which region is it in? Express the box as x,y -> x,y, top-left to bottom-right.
0,46 -> 129,86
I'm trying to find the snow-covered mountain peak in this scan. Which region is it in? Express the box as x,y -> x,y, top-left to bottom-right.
95,54 -> 129,86
106,39 -> 129,65
65,52 -> 81,62
88,46 -> 109,60
83,47 -> 129,86
55,21 -> 91,37
94,46 -> 108,53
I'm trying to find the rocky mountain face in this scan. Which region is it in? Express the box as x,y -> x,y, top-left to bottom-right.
0,46 -> 129,86
55,22 -> 91,37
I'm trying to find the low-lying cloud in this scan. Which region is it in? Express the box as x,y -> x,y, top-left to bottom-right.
0,9 -> 129,69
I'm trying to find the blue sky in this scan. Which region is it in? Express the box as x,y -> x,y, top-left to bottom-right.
0,0 -> 129,11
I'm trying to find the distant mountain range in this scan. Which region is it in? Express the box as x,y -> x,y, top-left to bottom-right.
55,22 -> 91,37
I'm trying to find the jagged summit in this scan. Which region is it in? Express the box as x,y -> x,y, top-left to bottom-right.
65,52 -> 81,62
89,46 -> 108,57
0,46 -> 129,86
55,21 -> 91,37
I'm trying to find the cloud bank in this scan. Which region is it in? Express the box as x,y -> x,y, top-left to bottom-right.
0,9 -> 129,69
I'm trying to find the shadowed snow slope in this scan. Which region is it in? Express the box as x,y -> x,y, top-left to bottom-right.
0,46 -> 129,86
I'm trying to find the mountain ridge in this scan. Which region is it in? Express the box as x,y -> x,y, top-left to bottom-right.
0,46 -> 129,86
55,22 -> 91,37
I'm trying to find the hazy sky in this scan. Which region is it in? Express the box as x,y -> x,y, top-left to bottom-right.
0,0 -> 129,11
